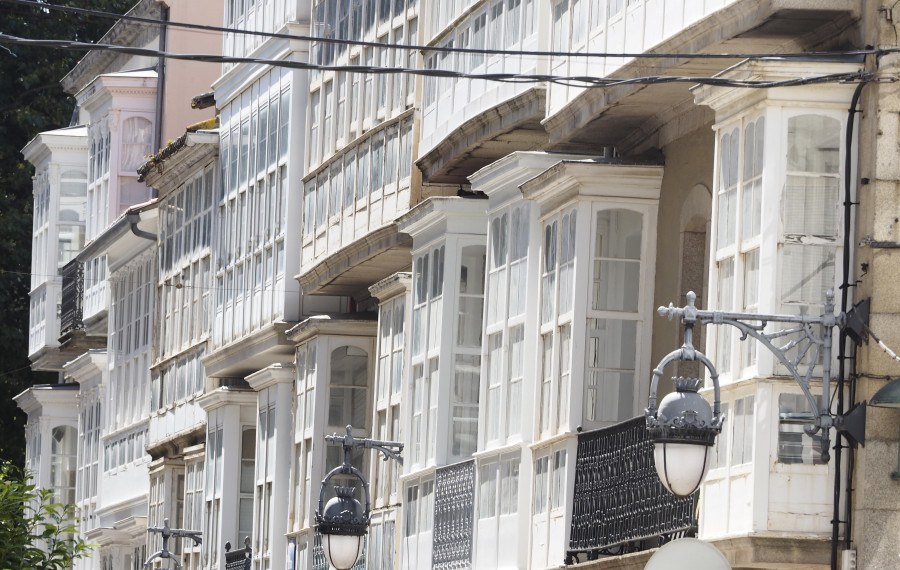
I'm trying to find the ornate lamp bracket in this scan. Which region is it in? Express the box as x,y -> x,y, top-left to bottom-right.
316,426 -> 404,531
654,290 -> 868,464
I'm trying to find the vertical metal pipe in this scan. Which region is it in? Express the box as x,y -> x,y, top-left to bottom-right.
154,4 -> 170,152
832,79 -> 866,570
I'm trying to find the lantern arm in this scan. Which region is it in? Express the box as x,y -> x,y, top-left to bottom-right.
318,425 -> 405,527
646,347 -> 721,422
325,425 -> 405,466
143,518 -> 197,570
647,291 -> 722,428
358,438 -> 404,465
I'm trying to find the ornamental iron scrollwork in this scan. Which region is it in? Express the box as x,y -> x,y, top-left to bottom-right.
432,459 -> 475,570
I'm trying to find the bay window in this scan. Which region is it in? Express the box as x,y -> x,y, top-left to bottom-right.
215,68 -> 290,349
708,104 -> 849,379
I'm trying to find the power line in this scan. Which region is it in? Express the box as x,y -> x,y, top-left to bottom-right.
0,268 -> 302,296
0,363 -> 35,379
0,31 -> 874,90
0,0 -> 893,61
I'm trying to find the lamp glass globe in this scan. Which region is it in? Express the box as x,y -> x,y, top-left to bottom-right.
322,532 -> 365,570
653,442 -> 712,497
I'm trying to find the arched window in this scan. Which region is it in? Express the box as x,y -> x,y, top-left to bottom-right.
328,345 -> 369,429
121,117 -> 153,172
50,425 -> 77,506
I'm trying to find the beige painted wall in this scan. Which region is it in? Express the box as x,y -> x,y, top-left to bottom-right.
161,0 -> 223,145
648,126 -> 715,402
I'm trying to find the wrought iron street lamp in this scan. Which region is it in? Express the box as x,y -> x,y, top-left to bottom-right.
646,291 -> 868,497
143,518 -> 202,570
316,425 -> 403,570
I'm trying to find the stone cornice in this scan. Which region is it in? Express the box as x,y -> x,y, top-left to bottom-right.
246,363 -> 296,392
368,272 -> 412,302
521,160 -> 663,217
692,59 -> 863,119
395,196 -> 488,242
469,151 -> 597,210
13,384 -> 80,416
197,386 -> 258,412
200,322 -> 296,378
540,0 -> 860,148
285,314 -> 378,345
416,87 -> 546,184
140,131 -> 219,190
63,349 -> 107,387
61,0 -> 161,95
146,424 -> 206,460
78,73 -> 158,115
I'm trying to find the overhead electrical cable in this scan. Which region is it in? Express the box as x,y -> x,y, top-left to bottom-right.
1,0 -> 896,62
0,31 -> 874,89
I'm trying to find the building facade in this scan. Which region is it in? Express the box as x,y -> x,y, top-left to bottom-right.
16,0 -> 900,569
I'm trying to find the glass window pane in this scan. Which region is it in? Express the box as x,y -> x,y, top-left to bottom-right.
778,393 -> 825,465
584,319 -> 636,424
787,115 -> 840,174
451,354 -> 480,458
329,346 -> 369,428
781,244 -> 835,305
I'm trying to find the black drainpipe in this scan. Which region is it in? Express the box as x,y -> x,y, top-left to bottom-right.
126,213 -> 157,241
154,3 -> 170,152
832,79 -> 866,570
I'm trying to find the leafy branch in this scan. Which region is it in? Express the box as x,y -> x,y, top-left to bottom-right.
0,462 -> 93,570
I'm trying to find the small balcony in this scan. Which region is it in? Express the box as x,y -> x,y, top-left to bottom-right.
27,281 -> 64,371
58,259 -> 105,353
566,416 -> 698,564
59,259 -> 83,336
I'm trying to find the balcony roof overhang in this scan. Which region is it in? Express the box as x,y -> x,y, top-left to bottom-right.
13,383 -> 80,417
296,224 -> 412,300
77,200 -> 159,269
542,0 -> 861,155
29,346 -> 74,373
416,87 -> 548,185
200,322 -> 295,379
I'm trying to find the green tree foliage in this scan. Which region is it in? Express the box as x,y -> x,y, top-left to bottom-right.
0,461 -> 92,569
0,1 -> 133,465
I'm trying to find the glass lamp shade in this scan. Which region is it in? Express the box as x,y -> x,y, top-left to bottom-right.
653,442 -> 712,497
322,532 -> 365,570
870,377 -> 900,409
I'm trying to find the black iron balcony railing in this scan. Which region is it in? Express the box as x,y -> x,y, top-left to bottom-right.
433,459 -> 475,570
59,259 -> 84,336
224,540 -> 251,570
566,416 -> 698,564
